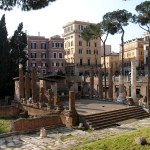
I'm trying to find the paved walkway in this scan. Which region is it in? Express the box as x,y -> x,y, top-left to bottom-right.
1,117 -> 150,150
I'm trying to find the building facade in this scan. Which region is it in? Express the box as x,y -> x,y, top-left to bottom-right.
26,35 -> 65,75
119,38 -> 144,75
143,32 -> 150,73
49,35 -> 65,74
63,20 -> 101,76
101,52 -> 120,75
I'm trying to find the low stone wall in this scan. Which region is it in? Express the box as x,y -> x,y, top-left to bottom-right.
12,115 -> 62,132
0,106 -> 20,118
21,104 -> 51,116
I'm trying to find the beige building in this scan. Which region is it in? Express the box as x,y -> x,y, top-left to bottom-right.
63,20 -> 101,76
101,52 -> 120,75
119,38 -> 144,74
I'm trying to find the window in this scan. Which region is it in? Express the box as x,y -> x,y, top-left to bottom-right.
59,53 -> 63,58
41,53 -> 46,58
79,49 -> 82,54
31,43 -> 36,49
80,59 -> 82,65
71,41 -> 73,46
41,63 -> 46,67
86,50 -> 91,54
42,69 -> 46,74
95,42 -> 97,47
86,42 -> 90,47
61,63 -> 63,66
41,43 -> 46,49
53,53 -> 57,58
31,63 -> 36,67
78,25 -> 83,30
52,62 -> 54,66
31,53 -> 36,58
79,41 -> 82,46
87,59 -> 90,66
56,62 -> 59,67
94,49 -> 98,54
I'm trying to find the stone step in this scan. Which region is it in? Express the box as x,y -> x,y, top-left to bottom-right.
82,106 -> 139,119
87,111 -> 149,125
85,109 -> 149,122
80,106 -> 150,130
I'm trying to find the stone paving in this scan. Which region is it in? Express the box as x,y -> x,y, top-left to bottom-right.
1,117 -> 150,150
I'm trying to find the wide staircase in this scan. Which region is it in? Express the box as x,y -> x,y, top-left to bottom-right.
80,106 -> 150,130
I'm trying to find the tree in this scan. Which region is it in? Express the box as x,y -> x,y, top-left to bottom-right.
134,1 -> 150,106
81,20 -> 117,99
0,0 -> 56,11
0,14 -> 10,98
9,22 -> 28,77
103,9 -> 132,102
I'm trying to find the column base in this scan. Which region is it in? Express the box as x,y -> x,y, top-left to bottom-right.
117,92 -> 126,103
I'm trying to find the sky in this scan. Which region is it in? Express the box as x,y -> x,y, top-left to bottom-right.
0,0 -> 146,52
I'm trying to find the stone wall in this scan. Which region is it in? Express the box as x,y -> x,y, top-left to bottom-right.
0,106 -> 20,117
12,115 -> 62,132
21,104 -> 52,116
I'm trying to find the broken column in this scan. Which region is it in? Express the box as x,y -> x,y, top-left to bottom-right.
25,72 -> 30,102
31,67 -> 37,103
117,75 -> 126,103
19,64 -> 24,100
69,91 -> 75,111
131,60 -> 136,101
98,67 -> 103,99
90,67 -> 94,97
47,89 -> 54,110
61,91 -> 77,127
108,63 -> 113,100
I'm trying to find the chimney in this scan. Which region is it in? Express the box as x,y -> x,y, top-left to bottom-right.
38,32 -> 40,36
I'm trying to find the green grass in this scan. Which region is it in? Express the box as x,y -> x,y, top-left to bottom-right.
72,127 -> 150,150
0,118 -> 12,134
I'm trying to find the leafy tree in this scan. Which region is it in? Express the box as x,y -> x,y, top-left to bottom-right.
103,10 -> 132,101
0,14 -> 10,98
103,10 -> 133,76
0,0 -> 56,11
134,1 -> 150,105
9,22 -> 28,77
81,20 -> 117,99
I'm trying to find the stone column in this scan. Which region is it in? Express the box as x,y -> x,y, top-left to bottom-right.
108,64 -> 113,100
69,91 -> 75,111
19,64 -> 24,99
131,60 -> 136,100
47,89 -> 53,109
117,75 -> 126,102
98,67 -> 103,99
31,67 -> 37,103
25,72 -> 30,101
54,95 -> 60,106
90,67 -> 94,97
39,87 -> 45,104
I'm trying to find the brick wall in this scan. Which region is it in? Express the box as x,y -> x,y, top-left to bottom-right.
12,115 -> 62,132
0,106 -> 20,118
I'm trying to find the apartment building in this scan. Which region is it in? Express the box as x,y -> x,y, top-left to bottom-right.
101,45 -> 111,57
63,20 -> 101,76
119,38 -> 144,74
49,35 -> 65,74
143,32 -> 150,73
26,34 -> 65,75
101,52 -> 120,75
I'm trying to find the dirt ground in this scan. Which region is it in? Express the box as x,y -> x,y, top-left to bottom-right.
62,99 -> 131,115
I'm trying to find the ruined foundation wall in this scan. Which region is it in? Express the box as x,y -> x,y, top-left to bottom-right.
12,115 -> 62,132
0,106 -> 20,117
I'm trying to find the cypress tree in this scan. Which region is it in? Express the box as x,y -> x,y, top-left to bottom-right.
0,14 -> 10,98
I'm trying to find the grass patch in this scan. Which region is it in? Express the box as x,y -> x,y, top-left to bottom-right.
0,118 -> 12,134
72,127 -> 150,150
